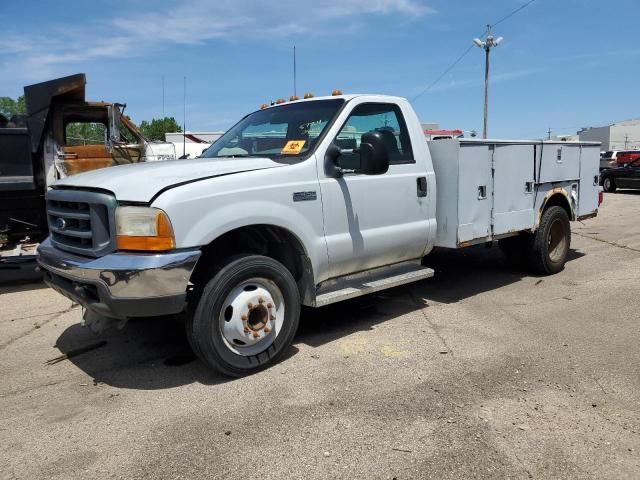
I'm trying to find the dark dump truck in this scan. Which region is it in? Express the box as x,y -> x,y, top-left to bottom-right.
0,74 -> 176,256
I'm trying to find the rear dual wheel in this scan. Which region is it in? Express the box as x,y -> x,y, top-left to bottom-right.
188,255 -> 300,377
499,206 -> 571,275
530,206 -> 571,275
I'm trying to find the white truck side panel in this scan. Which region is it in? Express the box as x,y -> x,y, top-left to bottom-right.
537,143 -> 581,183
577,144 -> 600,217
429,139 -> 599,248
457,144 -> 492,243
425,140 -> 459,248
492,144 -> 536,235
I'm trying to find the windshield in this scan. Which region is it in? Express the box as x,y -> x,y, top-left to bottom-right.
200,99 -> 344,163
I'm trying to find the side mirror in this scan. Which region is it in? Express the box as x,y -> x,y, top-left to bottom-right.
323,131 -> 390,177
359,131 -> 389,175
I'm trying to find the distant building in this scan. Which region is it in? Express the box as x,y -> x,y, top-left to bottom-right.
578,119 -> 640,151
550,134 -> 579,142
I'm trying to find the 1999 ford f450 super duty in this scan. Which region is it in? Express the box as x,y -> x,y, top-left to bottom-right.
37,94 -> 601,376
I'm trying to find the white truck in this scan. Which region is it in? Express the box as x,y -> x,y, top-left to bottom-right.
37,94 -> 601,376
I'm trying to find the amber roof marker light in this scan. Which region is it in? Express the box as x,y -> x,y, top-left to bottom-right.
303,92 -> 314,99
331,89 -> 343,96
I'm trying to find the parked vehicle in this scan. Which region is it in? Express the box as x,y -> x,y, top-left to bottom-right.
601,158 -> 640,192
0,73 -> 176,254
613,151 -> 640,166
37,93 -> 601,376
600,150 -> 618,170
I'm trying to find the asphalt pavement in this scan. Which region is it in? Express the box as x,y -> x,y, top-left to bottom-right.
1,191 -> 639,479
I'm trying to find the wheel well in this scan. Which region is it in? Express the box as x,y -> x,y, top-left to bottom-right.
542,192 -> 573,221
189,225 -> 315,305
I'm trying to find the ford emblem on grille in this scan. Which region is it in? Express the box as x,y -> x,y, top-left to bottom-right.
55,217 -> 67,231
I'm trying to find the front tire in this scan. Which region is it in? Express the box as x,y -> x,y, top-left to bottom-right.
602,176 -> 616,193
529,206 -> 571,275
190,255 -> 300,376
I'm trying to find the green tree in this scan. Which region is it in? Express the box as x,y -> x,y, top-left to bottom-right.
65,122 -> 106,145
138,117 -> 182,141
0,95 -> 26,118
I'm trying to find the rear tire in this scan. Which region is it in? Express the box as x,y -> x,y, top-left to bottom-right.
602,176 -> 616,193
529,206 -> 571,275
189,255 -> 300,377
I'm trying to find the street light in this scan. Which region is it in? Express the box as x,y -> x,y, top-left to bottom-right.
473,25 -> 503,139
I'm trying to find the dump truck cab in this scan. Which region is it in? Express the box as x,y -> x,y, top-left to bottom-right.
0,73 -> 176,249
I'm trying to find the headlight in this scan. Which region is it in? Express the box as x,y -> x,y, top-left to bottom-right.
115,206 -> 175,251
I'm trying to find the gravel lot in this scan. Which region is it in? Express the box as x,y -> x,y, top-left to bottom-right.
1,192 -> 639,480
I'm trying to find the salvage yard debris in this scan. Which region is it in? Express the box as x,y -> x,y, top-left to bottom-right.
45,340 -> 108,365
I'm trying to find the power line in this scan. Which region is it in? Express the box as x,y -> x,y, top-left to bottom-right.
411,0 -> 537,102
491,0 -> 537,28
410,45 -> 474,101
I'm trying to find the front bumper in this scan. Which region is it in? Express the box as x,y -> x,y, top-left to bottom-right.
37,239 -> 201,319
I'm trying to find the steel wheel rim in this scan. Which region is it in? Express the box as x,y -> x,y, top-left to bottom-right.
547,219 -> 567,263
218,278 -> 285,356
604,178 -> 611,190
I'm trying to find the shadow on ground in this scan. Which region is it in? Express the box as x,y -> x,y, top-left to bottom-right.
52,244 -> 585,390
0,258 -> 43,289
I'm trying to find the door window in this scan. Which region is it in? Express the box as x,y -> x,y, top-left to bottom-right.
334,103 -> 413,170
65,122 -> 107,146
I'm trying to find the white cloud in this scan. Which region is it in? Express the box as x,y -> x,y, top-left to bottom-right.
0,0 -> 434,82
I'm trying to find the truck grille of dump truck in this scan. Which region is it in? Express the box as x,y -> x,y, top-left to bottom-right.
46,189 -> 117,257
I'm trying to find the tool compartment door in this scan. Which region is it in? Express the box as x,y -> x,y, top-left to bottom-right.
457,143 -> 492,243
577,144 -> 600,217
538,143 -> 580,183
492,144 -> 536,235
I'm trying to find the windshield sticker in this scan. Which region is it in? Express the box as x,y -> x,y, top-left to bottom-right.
281,140 -> 306,155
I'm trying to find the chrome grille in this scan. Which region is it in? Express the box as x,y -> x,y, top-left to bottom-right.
46,189 -> 117,257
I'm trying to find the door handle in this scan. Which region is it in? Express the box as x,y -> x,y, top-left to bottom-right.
58,153 -> 78,159
417,177 -> 428,197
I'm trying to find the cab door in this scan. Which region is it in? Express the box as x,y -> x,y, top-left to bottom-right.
318,101 -> 431,279
59,120 -> 113,176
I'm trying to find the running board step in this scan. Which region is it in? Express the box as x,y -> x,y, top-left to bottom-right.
314,261 -> 434,307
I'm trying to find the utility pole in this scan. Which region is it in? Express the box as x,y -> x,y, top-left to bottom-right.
625,134 -> 629,150
547,128 -> 552,140
473,25 -> 503,139
162,75 -> 165,116
293,46 -> 297,98
183,76 -> 186,158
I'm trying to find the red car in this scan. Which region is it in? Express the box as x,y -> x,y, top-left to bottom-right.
614,151 -> 640,166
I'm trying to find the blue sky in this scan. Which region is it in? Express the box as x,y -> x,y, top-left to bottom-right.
1,0 -> 638,138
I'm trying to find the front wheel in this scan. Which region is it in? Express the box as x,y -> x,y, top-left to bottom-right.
189,255 -> 300,376
602,176 -> 616,193
529,206 -> 571,275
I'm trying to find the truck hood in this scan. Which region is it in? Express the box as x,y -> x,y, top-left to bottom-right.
52,157 -> 284,202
